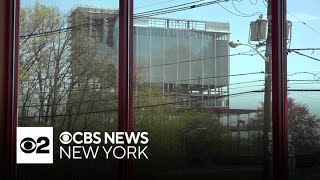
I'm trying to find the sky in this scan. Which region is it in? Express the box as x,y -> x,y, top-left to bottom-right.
20,0 -> 320,117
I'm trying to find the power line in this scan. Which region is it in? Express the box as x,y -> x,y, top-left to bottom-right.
288,48 -> 320,51
262,0 -> 267,8
19,50 -> 256,84
249,0 -> 258,5
164,71 -> 265,83
135,0 -> 226,18
217,1 -> 261,18
18,86 -> 320,117
19,78 -> 271,109
19,71 -> 266,96
287,89 -> 320,92
228,84 -> 264,90
229,79 -> 264,86
136,90 -> 261,108
136,51 -> 253,69
289,82 -> 320,85
287,11 -> 320,34
135,0 -> 180,9
19,21 -> 104,39
231,0 -> 262,17
288,71 -> 320,80
19,73 -> 320,93
288,79 -> 320,82
21,0 -> 224,38
20,0 -> 227,39
253,89 -> 320,92
19,53 -> 253,84
19,89 -> 264,116
135,0 -> 205,15
290,50 -> 320,62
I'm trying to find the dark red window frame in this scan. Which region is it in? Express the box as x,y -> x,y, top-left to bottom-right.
2,0 -> 20,179
118,0 -> 134,180
271,0 -> 288,179
1,0 -> 288,179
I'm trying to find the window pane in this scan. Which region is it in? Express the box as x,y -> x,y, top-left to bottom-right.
133,0 -> 272,179
18,1 -> 119,179
287,0 -> 320,179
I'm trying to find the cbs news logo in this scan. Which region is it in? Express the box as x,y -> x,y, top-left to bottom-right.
17,127 -> 53,164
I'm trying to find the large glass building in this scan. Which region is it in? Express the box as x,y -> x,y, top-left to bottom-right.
68,7 -> 230,108
133,17 -> 230,107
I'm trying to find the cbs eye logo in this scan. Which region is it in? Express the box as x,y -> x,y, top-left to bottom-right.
20,137 -> 50,154
59,132 -> 72,144
17,127 -> 53,164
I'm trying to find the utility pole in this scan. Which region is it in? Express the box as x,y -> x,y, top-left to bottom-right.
262,0 -> 272,179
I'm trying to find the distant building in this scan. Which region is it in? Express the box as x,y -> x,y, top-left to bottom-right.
69,7 -> 118,89
132,17 -> 230,108
69,7 -> 230,108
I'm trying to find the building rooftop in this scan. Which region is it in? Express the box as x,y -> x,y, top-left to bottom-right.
134,17 -> 230,33
69,7 -> 229,33
70,7 -> 118,15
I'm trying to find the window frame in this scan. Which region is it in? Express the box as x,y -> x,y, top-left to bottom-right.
2,0 -> 20,179
0,0 -> 289,179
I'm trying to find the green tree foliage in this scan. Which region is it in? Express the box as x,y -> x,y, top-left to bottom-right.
133,85 -> 231,174
19,3 -> 71,127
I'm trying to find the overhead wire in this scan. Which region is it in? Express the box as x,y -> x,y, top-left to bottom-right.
135,0 -> 180,9
20,69 -> 320,93
231,0 -> 262,17
19,87 -> 320,118
249,0 -> 258,5
18,90 -> 263,118
20,0 -> 228,39
289,82 -> 320,85
19,75 -> 320,113
288,71 -> 320,80
19,89 -> 264,112
290,50 -> 320,62
288,79 -> 320,82
288,48 -> 320,51
20,50 -> 254,84
262,0 -> 267,8
137,50 -> 254,69
134,0 -> 228,18
19,71 -> 266,92
287,11 -> 320,34
164,71 -> 264,83
20,21 -> 107,39
217,0 -> 261,18
135,0 -> 206,15
18,78 -> 268,109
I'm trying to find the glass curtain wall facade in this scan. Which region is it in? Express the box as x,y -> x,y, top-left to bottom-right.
134,18 -> 230,108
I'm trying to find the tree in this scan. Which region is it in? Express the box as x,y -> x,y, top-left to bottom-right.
288,98 -> 320,149
133,85 -> 231,176
249,98 -> 320,152
19,4 -> 119,132
19,3 -> 71,127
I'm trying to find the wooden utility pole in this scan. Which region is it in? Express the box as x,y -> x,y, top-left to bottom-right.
262,0 -> 272,179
